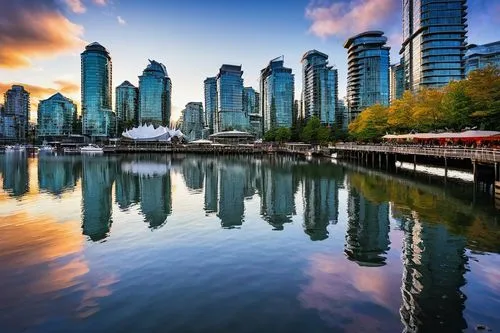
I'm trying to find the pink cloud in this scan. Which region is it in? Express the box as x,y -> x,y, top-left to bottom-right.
93,0 -> 109,6
306,0 -> 400,39
64,0 -> 86,13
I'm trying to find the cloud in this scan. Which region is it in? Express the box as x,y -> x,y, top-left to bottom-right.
64,0 -> 86,13
93,0 -> 109,6
305,0 -> 400,39
0,0 -> 86,69
117,15 -> 126,25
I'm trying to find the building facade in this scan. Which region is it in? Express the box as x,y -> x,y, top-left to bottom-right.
216,64 -> 246,132
2,85 -> 30,141
344,31 -> 390,122
401,0 -> 467,91
260,57 -> 294,133
37,93 -> 77,138
301,50 -> 338,126
204,77 -> 217,134
465,41 -> 500,75
181,102 -> 204,141
81,42 -> 113,138
138,60 -> 172,126
390,60 -> 405,103
116,80 -> 138,130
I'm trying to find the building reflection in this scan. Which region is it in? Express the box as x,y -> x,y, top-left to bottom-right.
182,159 -> 204,192
260,158 -> 297,230
0,154 -> 29,197
120,158 -> 172,229
217,159 -> 248,228
344,188 -> 390,266
38,155 -> 81,196
399,212 -> 468,332
302,175 -> 340,241
81,156 -> 116,241
204,159 -> 219,214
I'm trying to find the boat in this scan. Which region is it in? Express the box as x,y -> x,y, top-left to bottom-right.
80,144 -> 103,153
63,147 -> 80,154
38,145 -> 54,154
5,144 -> 26,153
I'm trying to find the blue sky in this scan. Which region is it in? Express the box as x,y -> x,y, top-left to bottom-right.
0,0 -> 498,121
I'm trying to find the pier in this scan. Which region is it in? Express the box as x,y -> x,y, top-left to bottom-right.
334,143 -> 500,185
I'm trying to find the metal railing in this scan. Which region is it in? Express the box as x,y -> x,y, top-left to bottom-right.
335,143 -> 500,163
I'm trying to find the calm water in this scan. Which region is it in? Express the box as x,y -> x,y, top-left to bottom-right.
0,153 -> 499,333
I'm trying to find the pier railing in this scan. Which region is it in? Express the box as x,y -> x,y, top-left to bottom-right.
335,143 -> 500,164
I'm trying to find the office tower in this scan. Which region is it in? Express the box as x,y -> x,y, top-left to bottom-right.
401,0 -> 467,91
344,31 -> 390,122
3,85 -> 30,141
138,60 -> 172,126
216,64 -> 246,132
465,41 -> 500,75
390,60 -> 405,103
260,56 -> 294,133
37,93 -> 77,139
204,77 -> 217,133
336,99 -> 348,131
81,42 -> 113,137
0,104 -> 4,139
301,50 -> 338,125
115,80 -> 138,130
243,87 -> 259,117
181,102 -> 204,141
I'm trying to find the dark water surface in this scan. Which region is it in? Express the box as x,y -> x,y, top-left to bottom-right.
0,153 -> 499,333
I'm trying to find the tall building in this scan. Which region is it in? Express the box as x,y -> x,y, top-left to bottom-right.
37,93 -> 77,138
115,80 -> 138,130
81,42 -> 113,137
301,50 -> 338,125
344,31 -> 390,122
260,56 -> 294,132
216,64 -> 246,132
3,85 -> 30,141
465,41 -> 500,75
138,60 -> 172,126
181,102 -> 204,141
401,0 -> 467,91
204,77 -> 217,134
243,87 -> 259,118
390,60 -> 405,103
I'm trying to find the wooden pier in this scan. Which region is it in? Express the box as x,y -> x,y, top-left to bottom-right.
334,143 -> 500,185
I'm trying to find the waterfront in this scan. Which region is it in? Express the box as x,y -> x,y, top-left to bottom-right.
0,154 -> 499,333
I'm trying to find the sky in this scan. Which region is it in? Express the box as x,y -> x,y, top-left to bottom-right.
0,0 -> 499,122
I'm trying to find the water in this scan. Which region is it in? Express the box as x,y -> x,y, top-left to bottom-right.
0,153 -> 499,333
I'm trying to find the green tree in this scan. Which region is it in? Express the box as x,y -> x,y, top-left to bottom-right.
264,128 -> 276,142
466,66 -> 500,129
349,104 -> 389,141
388,91 -> 415,132
442,80 -> 472,130
275,127 -> 292,143
301,116 -> 321,143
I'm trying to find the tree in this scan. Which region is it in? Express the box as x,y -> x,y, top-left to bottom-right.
275,127 -> 292,143
412,88 -> 445,132
348,104 -> 389,141
466,66 -> 500,129
442,80 -> 472,130
264,128 -> 276,142
301,116 -> 321,143
388,91 -> 415,132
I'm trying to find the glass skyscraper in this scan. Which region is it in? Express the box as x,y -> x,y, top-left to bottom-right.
115,80 -> 138,129
465,41 -> 500,75
37,93 -> 76,138
344,31 -> 390,122
138,60 -> 172,126
216,64 -> 247,132
2,85 -> 30,141
81,42 -> 113,138
260,56 -> 294,133
301,50 -> 338,126
401,0 -> 467,91
204,77 -> 217,134
390,60 -> 405,103
243,87 -> 259,117
181,102 -> 204,141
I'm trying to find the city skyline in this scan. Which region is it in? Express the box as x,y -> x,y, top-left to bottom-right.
0,0 -> 497,122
